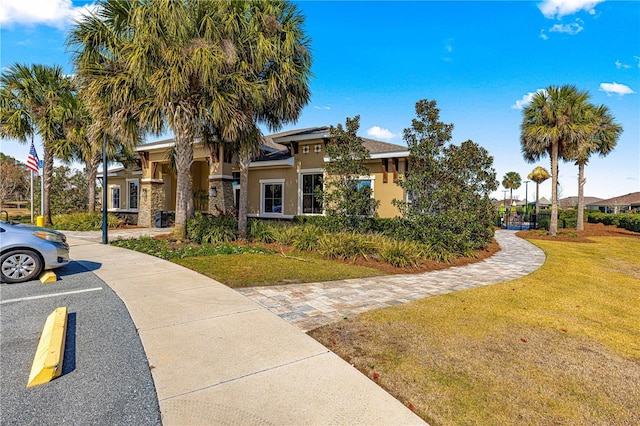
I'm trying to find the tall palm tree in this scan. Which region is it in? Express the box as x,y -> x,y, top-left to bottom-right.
53,83 -> 137,213
527,166 -> 551,215
71,1 -> 253,239
231,0 -> 312,238
70,0 -> 311,240
501,171 -> 521,205
570,105 -> 622,231
0,64 -> 72,225
520,85 -> 591,236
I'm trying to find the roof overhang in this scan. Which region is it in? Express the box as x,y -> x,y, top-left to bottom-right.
322,151 -> 409,162
273,132 -> 330,143
249,157 -> 295,168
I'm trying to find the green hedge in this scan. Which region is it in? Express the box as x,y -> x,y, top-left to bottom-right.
52,212 -> 119,231
618,215 -> 640,232
587,212 -> 640,232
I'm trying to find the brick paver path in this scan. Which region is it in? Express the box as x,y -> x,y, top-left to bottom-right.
236,230 -> 546,331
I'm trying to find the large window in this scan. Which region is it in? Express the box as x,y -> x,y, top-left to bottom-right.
128,180 -> 139,210
261,179 -> 284,215
301,173 -> 323,214
110,185 -> 120,210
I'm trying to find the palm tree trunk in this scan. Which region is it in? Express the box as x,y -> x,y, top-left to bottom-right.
535,182 -> 540,215
549,143 -> 558,236
172,121 -> 194,241
238,152 -> 251,239
43,144 -> 54,226
576,162 -> 586,231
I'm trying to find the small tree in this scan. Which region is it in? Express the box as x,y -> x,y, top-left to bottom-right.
528,166 -> 550,215
0,153 -> 29,210
394,99 -> 497,252
502,171 -> 521,204
322,116 -> 379,230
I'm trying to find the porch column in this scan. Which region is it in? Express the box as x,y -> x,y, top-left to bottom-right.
208,176 -> 234,216
139,178 -> 165,227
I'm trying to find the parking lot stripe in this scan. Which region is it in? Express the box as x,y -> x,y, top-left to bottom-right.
0,287 -> 103,305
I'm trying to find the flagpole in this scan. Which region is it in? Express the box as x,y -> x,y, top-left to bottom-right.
40,160 -> 44,219
30,170 -> 34,223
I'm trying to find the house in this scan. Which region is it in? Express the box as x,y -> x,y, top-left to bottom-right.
557,196 -> 603,210
589,192 -> 640,213
101,127 -> 410,226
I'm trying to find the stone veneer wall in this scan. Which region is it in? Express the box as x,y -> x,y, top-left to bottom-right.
138,180 -> 166,227
208,179 -> 234,216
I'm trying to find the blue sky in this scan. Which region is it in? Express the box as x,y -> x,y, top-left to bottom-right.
1,0 -> 638,202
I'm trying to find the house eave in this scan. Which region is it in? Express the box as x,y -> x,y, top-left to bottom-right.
249,157 -> 295,168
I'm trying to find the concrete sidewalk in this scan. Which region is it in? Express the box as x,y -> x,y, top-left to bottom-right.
68,237 -> 425,425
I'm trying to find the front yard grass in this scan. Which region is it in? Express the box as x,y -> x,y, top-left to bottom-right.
309,236 -> 640,425
174,251 -> 385,288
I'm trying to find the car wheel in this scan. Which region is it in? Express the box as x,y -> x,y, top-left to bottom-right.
1,250 -> 43,283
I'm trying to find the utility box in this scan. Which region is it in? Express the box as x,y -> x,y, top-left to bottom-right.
154,211 -> 168,228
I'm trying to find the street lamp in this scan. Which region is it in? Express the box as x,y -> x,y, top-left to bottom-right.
502,189 -> 508,228
524,180 -> 530,222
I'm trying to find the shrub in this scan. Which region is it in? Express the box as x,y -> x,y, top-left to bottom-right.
52,212 -> 119,231
317,232 -> 376,260
618,215 -> 640,232
377,238 -> 425,268
292,225 -> 323,251
270,223 -> 300,245
248,219 -> 276,243
187,213 -> 238,244
588,212 -> 622,226
111,236 -> 274,259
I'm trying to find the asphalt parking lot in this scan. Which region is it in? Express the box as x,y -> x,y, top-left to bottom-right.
0,260 -> 161,425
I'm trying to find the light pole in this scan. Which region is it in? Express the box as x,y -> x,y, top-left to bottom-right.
524,180 -> 530,222
502,189 -> 508,228
102,131 -> 108,245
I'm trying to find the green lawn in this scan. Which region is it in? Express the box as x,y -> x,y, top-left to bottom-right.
309,236 -> 640,425
174,251 -> 385,288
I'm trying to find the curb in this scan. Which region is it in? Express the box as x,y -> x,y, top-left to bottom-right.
27,307 -> 67,388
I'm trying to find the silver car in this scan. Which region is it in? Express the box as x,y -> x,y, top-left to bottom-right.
0,219 -> 70,283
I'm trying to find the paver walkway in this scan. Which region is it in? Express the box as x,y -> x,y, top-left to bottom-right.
237,230 -> 546,331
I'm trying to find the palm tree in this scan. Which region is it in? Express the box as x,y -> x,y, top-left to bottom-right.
527,166 -> 551,215
231,1 -> 312,238
502,171 -> 521,205
0,64 -> 72,225
570,105 -> 622,231
54,84 -> 137,213
70,0 -> 311,240
520,85 -> 591,236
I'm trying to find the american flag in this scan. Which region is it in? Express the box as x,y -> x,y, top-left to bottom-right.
26,142 -> 40,173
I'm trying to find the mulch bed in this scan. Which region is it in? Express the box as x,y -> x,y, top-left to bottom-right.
516,222 -> 640,243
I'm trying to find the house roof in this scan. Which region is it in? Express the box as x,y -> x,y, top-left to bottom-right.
360,138 -> 407,154
558,196 -> 603,209
590,192 -> 640,207
135,127 -> 408,159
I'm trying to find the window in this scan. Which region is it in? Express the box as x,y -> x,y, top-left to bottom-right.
301,173 -> 323,214
110,185 -> 121,209
128,180 -> 139,210
261,179 -> 284,215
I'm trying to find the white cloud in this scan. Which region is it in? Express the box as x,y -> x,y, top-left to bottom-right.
0,0 -> 96,29
511,89 -> 544,110
313,105 -> 331,110
539,30 -> 549,40
549,20 -> 584,35
599,82 -> 635,96
615,60 -> 631,69
538,0 -> 604,19
367,126 -> 396,140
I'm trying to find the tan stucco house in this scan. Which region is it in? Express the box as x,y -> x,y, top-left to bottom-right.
100,127 -> 411,227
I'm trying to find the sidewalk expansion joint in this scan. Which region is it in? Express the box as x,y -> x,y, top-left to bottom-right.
137,307 -> 264,332
159,350 -> 332,402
